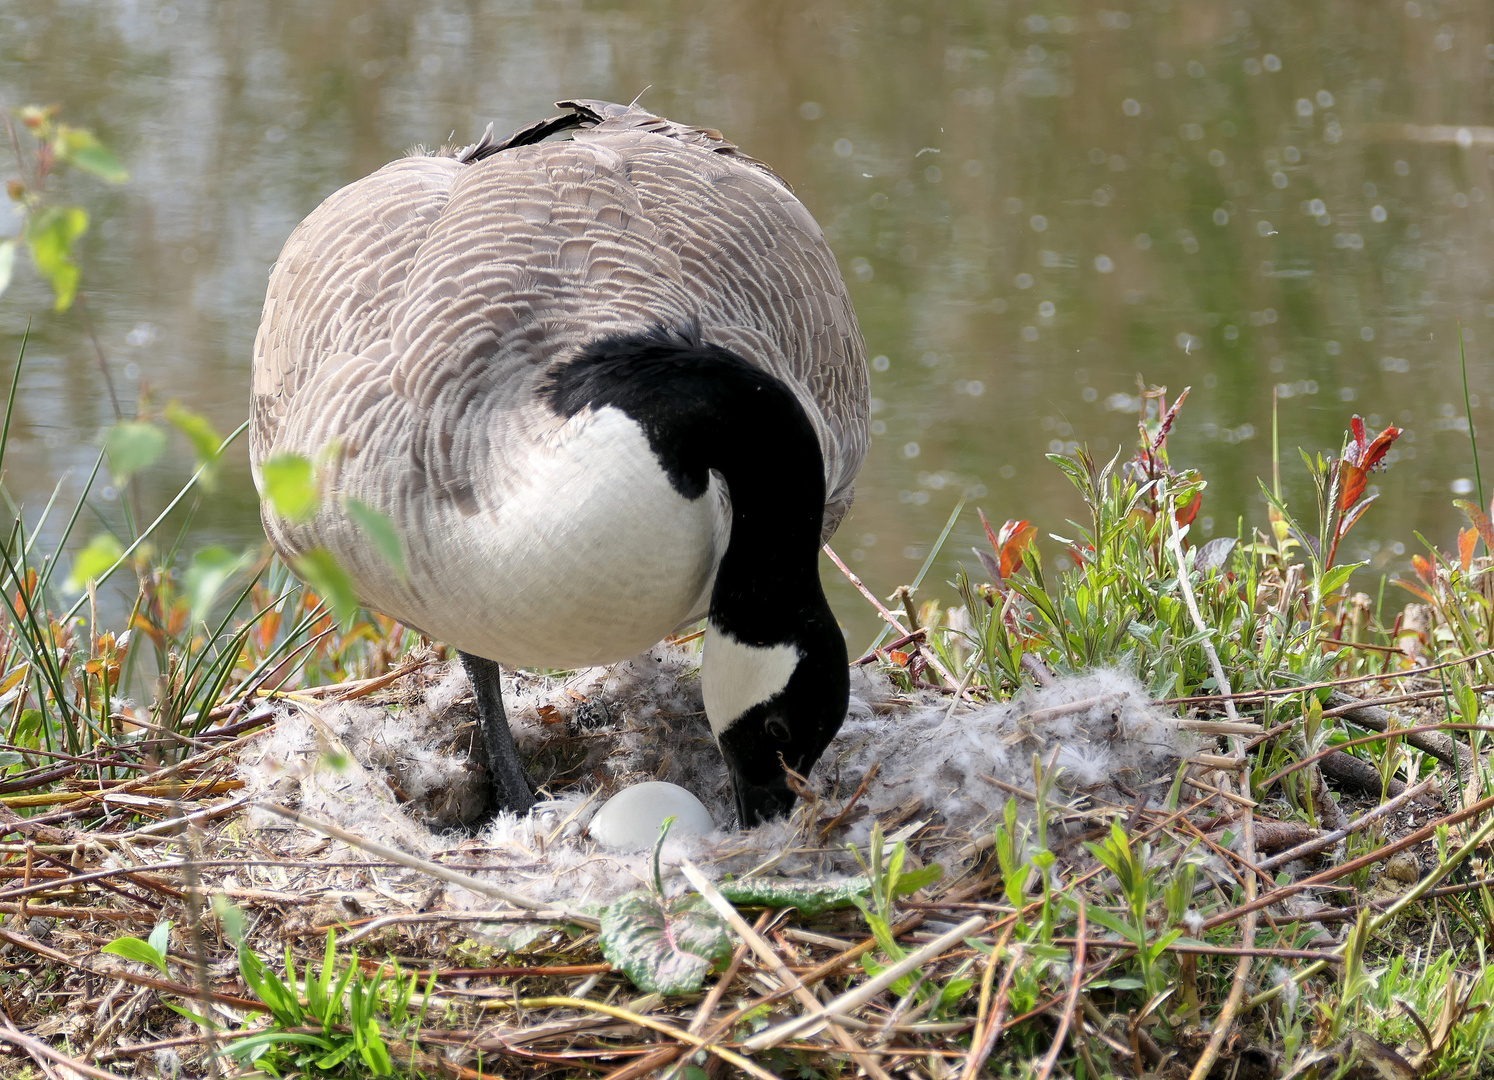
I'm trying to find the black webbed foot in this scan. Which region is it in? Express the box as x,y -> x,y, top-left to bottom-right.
460,652 -> 538,819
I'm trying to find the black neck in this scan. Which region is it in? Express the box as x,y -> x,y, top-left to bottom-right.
543,327 -> 832,646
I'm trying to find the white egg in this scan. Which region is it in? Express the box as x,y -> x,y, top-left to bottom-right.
589,781 -> 715,851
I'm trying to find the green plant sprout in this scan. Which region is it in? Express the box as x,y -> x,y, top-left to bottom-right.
1084,819 -> 1180,1007
224,930 -> 436,1078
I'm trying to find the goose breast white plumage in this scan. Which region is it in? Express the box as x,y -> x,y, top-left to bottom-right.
250,100 -> 868,669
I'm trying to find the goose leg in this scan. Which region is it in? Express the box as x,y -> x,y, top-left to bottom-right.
460,652 -> 538,815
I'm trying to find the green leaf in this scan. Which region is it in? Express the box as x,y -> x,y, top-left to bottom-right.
164,401 -> 222,488
717,876 -> 874,916
891,864 -> 943,896
164,1002 -> 219,1028
356,1020 -> 393,1076
103,420 -> 167,485
886,841 -> 906,894
316,930 -> 338,1001
305,935 -> 334,1022
238,942 -> 272,1001
102,936 -> 168,975
861,951 -> 914,997
293,548 -> 359,623
344,498 -> 405,577
260,452 -> 319,522
304,967 -> 327,1019
314,1040 -> 358,1070
56,126 -> 129,183
0,240 -> 14,299
240,941 -> 304,1026
24,205 -> 87,311
1319,562 -> 1364,600
14,710 -> 43,749
600,890 -> 731,995
184,545 -> 254,629
862,909 -> 907,964
329,955 -> 359,1027
940,977 -> 975,1008
227,1032 -> 336,1062
147,920 -> 172,959
1146,927 -> 1183,963
1084,905 -> 1146,947
66,532 -> 124,591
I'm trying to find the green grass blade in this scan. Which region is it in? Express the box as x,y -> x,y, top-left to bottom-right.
1460,321 -> 1485,517
0,323 -> 29,481
868,497 -> 965,652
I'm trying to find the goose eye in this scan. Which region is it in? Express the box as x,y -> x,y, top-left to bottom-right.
765,715 -> 791,742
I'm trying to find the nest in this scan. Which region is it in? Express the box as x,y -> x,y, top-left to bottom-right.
237,647 -> 1198,907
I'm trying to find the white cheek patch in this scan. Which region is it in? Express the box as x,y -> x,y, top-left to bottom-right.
702,623 -> 801,738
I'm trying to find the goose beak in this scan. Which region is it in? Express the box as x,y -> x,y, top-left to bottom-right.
732,771 -> 795,828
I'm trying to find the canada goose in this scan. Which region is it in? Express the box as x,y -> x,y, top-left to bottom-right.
250,99 -> 869,827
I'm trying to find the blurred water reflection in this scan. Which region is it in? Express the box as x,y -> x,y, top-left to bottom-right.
3,0 -> 1493,644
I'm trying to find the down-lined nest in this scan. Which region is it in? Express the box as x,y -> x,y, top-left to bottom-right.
238,646 -> 1197,907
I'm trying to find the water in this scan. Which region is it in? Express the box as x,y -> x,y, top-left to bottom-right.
3,0 -> 1494,645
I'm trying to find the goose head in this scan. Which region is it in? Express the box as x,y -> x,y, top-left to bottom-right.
705,613 -> 849,826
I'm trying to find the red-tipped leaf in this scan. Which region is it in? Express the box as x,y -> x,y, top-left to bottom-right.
1174,490 -> 1202,529
1338,461 -> 1368,512
1455,499 -> 1494,552
1459,527 -> 1478,573
1336,493 -> 1378,539
1361,424 -> 1401,470
1395,578 -> 1435,604
997,520 -> 1037,579
1343,414 -> 1402,471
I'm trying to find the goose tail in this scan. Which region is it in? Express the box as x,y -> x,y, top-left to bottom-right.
458,99 -> 788,187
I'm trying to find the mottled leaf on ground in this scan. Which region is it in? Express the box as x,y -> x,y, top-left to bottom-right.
600,890 -> 731,995
260,452 -> 318,522
65,533 -> 124,591
103,419 -> 167,485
